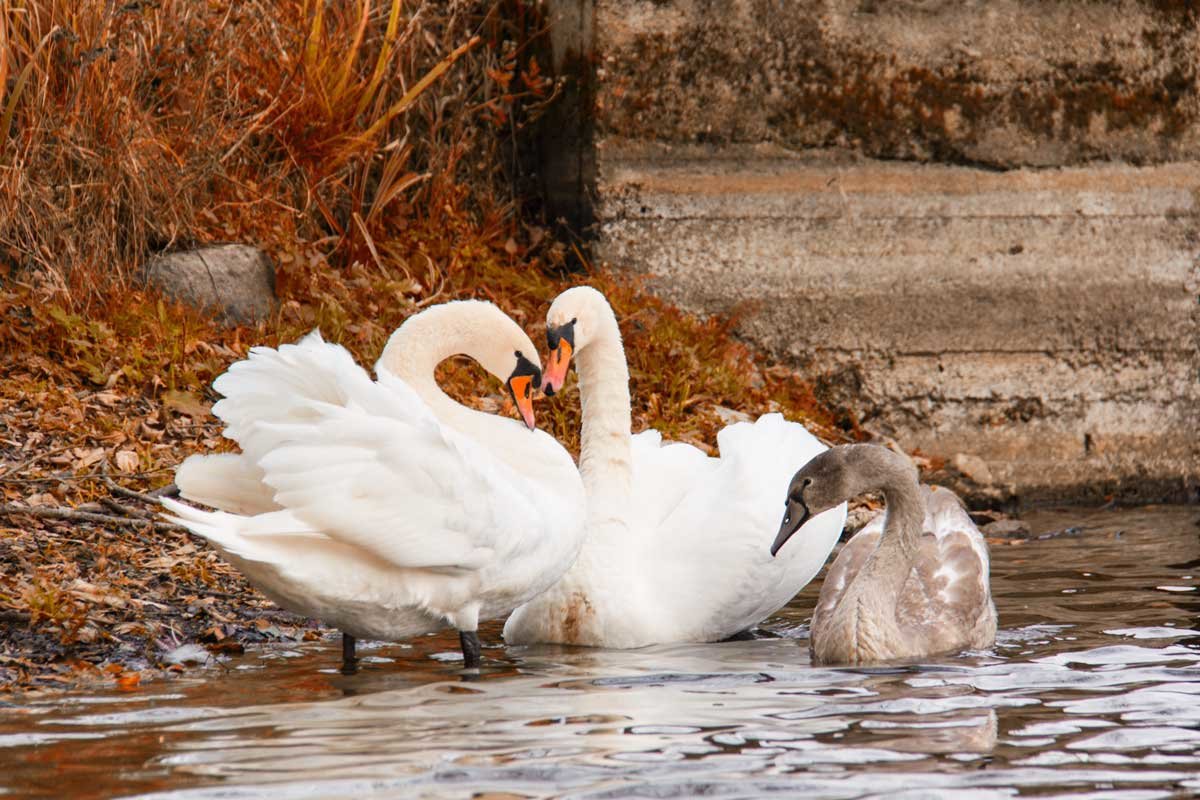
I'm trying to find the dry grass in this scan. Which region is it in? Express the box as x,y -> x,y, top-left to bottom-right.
0,0 -> 555,303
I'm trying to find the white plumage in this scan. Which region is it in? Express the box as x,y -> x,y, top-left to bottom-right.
503,287 -> 845,648
165,301 -> 585,664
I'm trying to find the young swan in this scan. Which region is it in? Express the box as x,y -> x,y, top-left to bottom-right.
772,444 -> 997,665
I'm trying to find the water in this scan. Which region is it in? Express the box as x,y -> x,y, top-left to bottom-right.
2,506 -> 1197,799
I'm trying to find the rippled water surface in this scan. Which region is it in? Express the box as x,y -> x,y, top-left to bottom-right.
2,506 -> 1198,799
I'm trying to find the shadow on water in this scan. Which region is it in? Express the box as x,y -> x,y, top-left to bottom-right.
2,506 -> 1198,799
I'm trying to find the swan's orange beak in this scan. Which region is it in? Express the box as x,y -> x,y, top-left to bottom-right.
542,338 -> 573,396
507,373 -> 537,430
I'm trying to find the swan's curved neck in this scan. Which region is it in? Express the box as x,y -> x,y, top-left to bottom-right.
574,303 -> 633,505
376,305 -> 503,429
381,335 -> 462,416
858,464 -> 924,594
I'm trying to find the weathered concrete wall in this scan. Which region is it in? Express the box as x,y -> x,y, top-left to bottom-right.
539,0 -> 1200,504
598,146 -> 1200,503
593,0 -> 1200,167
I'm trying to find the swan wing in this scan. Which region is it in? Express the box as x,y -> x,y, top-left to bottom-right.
644,413 -> 846,639
160,498 -> 334,564
175,331 -> 374,515
211,331 -> 381,465
630,429 -> 715,527
254,370 -> 548,572
812,521 -> 882,625
897,486 -> 996,644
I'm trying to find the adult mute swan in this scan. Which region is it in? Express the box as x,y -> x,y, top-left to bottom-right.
772,444 -> 997,665
175,301 -> 568,516
503,287 -> 845,648
164,301 -> 585,669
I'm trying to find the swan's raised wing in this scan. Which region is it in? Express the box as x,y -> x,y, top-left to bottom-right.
175,452 -> 278,516
254,371 -> 549,572
211,331 -> 381,464
177,332 -> 372,515
630,429 -> 715,528
641,414 -> 846,640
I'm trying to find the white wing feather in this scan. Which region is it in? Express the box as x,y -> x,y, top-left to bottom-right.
637,413 -> 845,639
253,370 -> 548,572
177,331 -> 373,514
175,453 -> 278,516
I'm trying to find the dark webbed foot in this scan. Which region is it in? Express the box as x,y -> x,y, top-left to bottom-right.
459,630 -> 481,669
341,632 -> 358,675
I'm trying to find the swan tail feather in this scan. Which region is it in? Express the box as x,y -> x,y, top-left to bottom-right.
175,453 -> 279,516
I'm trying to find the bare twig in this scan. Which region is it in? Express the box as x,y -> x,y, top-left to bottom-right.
0,504 -> 184,532
0,468 -> 175,486
99,496 -> 151,519
102,476 -> 162,506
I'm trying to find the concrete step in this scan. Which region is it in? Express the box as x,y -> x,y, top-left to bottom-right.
595,148 -> 1200,503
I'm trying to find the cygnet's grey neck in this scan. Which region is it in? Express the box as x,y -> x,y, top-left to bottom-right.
846,446 -> 924,591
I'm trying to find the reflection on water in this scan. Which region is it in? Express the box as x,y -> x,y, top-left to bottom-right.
2,506 -> 1197,799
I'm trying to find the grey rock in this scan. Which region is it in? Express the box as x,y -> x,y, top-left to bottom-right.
146,245 -> 277,325
588,0 -> 1199,168
540,0 -> 1200,506
592,152 -> 1200,506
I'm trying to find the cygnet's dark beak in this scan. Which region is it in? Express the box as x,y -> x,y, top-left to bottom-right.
770,500 -> 811,557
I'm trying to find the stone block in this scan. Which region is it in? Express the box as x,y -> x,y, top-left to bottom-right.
145,245 -> 277,325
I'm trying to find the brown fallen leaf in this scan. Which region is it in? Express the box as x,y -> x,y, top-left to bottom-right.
114,449 -> 139,472
161,390 -> 211,419
68,579 -> 127,609
72,447 -> 107,470
116,672 -> 141,691
201,625 -> 226,642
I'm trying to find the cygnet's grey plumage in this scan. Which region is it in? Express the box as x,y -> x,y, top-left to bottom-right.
773,444 -> 997,665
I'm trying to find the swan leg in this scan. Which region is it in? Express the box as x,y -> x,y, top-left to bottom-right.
459,630 -> 481,669
341,633 -> 357,675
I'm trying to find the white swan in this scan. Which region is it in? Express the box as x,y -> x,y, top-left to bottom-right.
772,444 -> 997,664
164,301 -> 586,669
176,302 -> 564,515
503,287 -> 845,648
